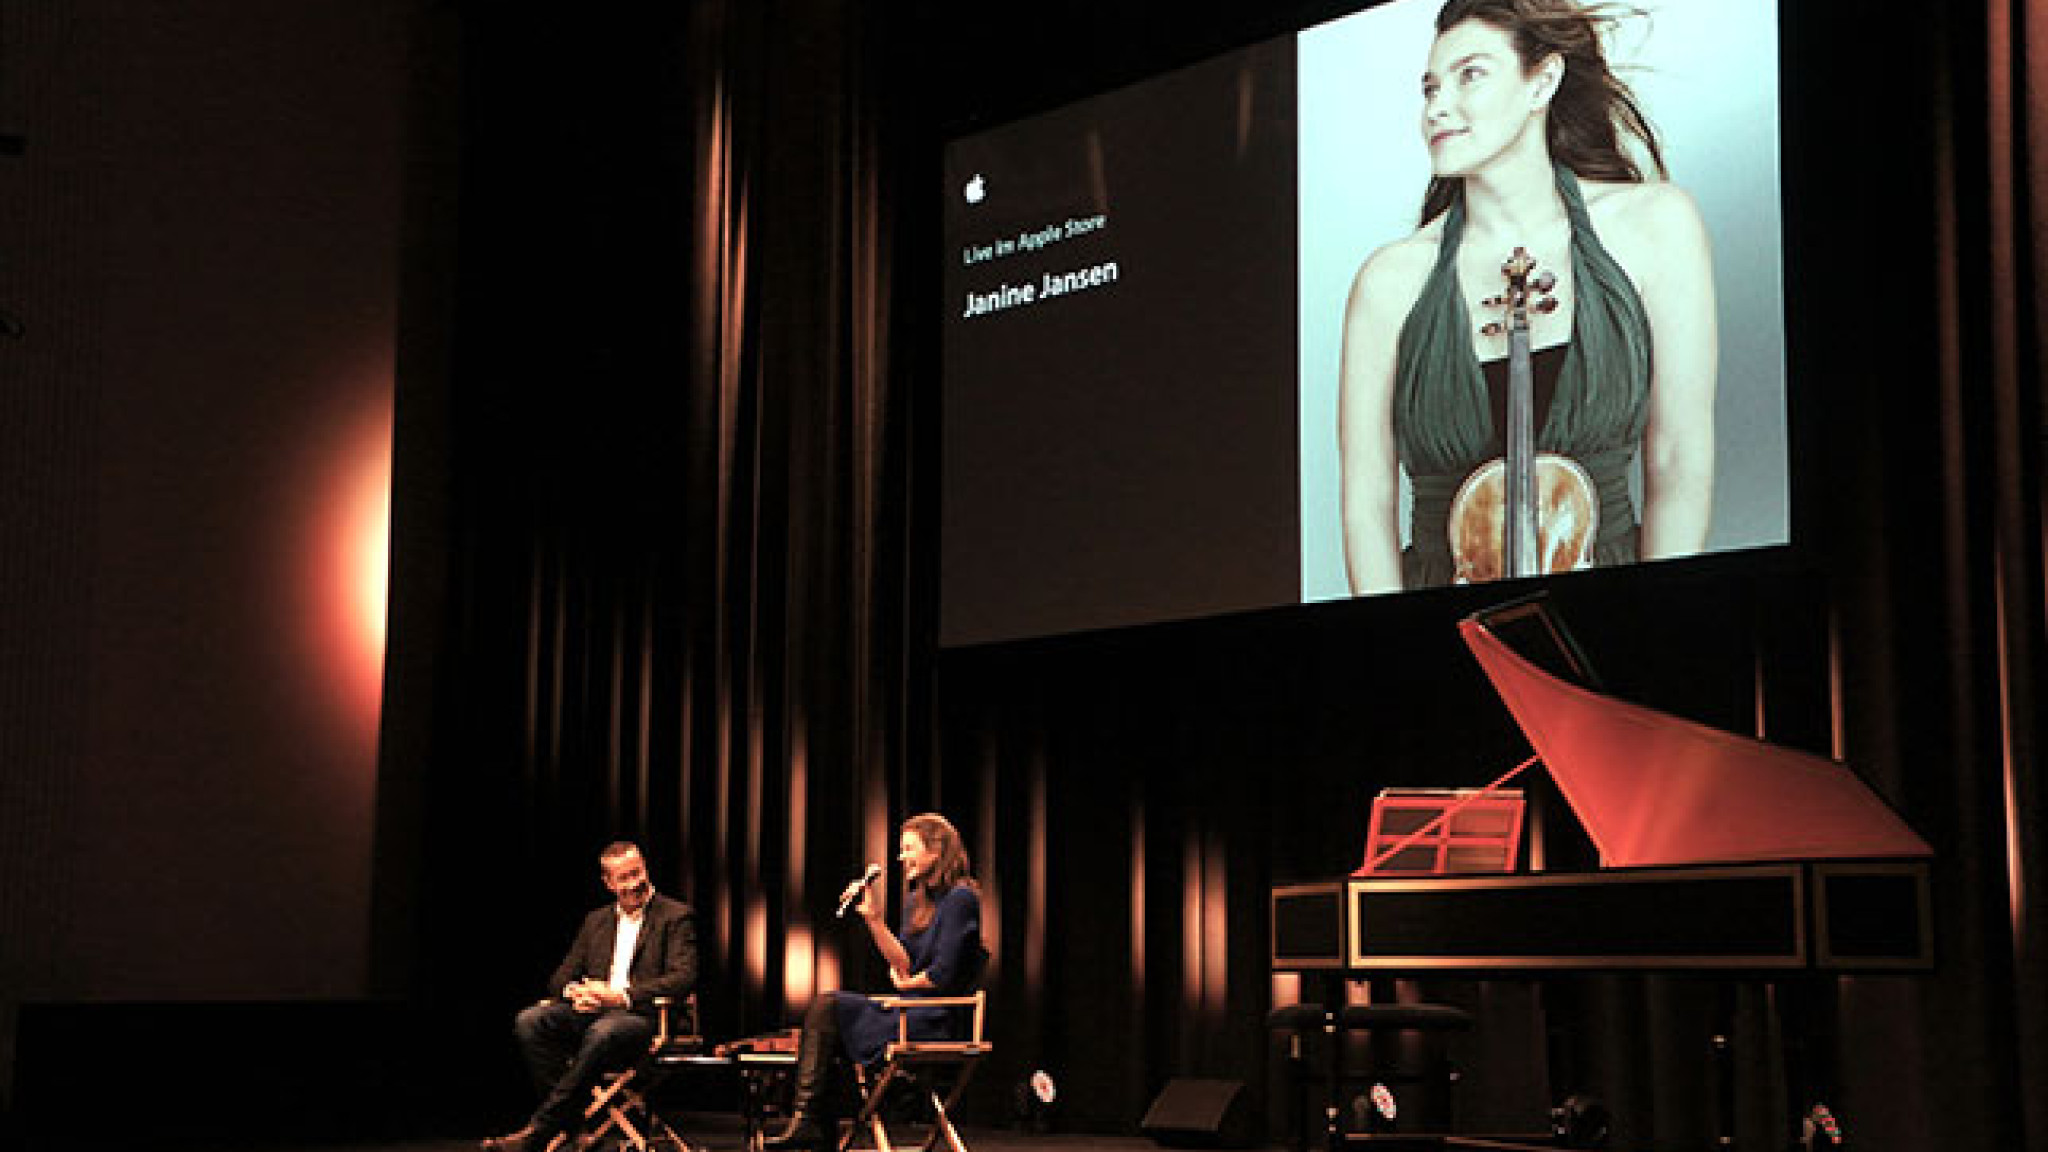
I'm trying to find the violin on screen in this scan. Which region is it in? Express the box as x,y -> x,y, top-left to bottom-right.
1446,246 -> 1598,584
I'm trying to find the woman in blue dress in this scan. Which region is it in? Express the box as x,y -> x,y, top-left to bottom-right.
764,812 -> 986,1150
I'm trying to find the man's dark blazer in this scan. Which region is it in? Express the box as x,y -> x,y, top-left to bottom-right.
546,892 -> 698,1015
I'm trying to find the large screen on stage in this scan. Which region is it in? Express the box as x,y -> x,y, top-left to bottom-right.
939,0 -> 1787,647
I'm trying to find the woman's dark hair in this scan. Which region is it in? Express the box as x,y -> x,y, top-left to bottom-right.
903,812 -> 976,933
1420,0 -> 1667,224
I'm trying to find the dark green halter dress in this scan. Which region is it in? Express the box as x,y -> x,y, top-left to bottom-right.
1392,166 -> 1653,589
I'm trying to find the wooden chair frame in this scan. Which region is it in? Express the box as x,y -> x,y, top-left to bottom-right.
566,994 -> 703,1152
841,992 -> 990,1152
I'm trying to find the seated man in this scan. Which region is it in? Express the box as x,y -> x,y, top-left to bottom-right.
483,840 -> 698,1152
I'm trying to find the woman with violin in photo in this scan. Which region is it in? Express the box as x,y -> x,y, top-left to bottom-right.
1338,0 -> 1716,592
763,813 -> 986,1152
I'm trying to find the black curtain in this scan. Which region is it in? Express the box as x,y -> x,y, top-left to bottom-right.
374,0 -> 929,1115
374,1 -> 2046,1148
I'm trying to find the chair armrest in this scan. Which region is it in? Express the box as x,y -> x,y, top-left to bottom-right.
868,990 -> 986,1045
869,995 -> 982,1010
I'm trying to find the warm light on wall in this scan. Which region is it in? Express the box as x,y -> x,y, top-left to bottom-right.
1181,831 -> 1231,1020
785,924 -> 817,1009
977,749 -> 1002,977
348,443 -> 391,668
815,949 -> 842,999
1027,758 -> 1047,993
1129,802 -> 1146,993
747,899 -> 770,993
1183,833 -> 1203,1017
312,403 -> 393,729
1203,838 -> 1229,1018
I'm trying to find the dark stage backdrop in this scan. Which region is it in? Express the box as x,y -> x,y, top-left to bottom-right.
0,0 -> 407,1120
374,0 -> 932,1098
375,3 -> 2046,1152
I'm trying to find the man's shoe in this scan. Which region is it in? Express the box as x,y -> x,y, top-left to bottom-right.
480,1123 -> 558,1152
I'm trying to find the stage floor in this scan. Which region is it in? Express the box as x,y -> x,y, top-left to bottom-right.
234,1114 -> 1137,1152
234,1118 -> 1569,1152
239,1122 -> 1181,1152
240,1125 -> 1196,1152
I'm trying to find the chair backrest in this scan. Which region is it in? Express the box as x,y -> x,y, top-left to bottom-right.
877,990 -> 988,1054
655,993 -> 702,1052
960,989 -> 988,1046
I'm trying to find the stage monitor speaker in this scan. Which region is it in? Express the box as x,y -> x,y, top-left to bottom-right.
1141,1077 -> 1254,1148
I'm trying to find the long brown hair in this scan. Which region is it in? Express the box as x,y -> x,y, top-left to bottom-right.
902,812 -> 976,933
1419,0 -> 1667,225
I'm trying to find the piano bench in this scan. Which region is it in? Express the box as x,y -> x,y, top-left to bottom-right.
1264,1002 -> 1474,1032
1337,1003 -> 1472,1033
1268,1001 -> 1471,1149
1266,1003 -> 1330,1032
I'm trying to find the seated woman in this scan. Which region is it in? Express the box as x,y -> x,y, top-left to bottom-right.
765,812 -> 986,1151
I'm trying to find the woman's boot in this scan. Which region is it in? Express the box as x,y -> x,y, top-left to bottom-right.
763,999 -> 841,1151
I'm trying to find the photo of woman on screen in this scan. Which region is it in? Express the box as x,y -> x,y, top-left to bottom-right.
1337,0 -> 1717,593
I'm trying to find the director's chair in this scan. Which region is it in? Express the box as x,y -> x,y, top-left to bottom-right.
571,994 -> 706,1152
840,991 -> 991,1152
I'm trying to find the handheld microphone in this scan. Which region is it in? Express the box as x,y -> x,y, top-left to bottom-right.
835,863 -> 883,919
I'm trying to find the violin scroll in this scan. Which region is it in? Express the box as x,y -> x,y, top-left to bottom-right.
1476,248 -> 1558,337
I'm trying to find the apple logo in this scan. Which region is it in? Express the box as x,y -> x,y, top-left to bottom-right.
964,174 -> 986,205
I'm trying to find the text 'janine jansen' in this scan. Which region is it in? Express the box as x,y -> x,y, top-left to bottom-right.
961,260 -> 1121,318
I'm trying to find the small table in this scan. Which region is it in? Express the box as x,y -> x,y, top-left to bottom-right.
719,1032 -> 801,1152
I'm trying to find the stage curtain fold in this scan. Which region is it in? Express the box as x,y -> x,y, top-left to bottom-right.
374,0 -> 927,1047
